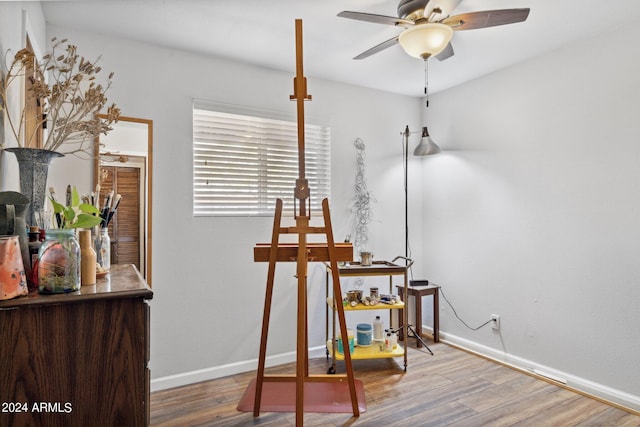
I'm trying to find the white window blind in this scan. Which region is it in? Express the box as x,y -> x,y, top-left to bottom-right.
193,105 -> 331,216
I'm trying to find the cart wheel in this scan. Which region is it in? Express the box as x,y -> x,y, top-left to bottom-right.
327,366 -> 336,374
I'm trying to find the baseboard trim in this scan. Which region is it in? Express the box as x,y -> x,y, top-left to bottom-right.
152,331 -> 640,416
150,346 -> 327,392
438,330 -> 640,415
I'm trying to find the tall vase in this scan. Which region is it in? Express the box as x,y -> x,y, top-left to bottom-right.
5,147 -> 64,227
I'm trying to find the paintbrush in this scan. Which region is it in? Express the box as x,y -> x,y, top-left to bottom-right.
94,184 -> 101,209
49,187 -> 62,228
65,184 -> 72,207
106,194 -> 122,226
102,190 -> 111,211
101,190 -> 114,227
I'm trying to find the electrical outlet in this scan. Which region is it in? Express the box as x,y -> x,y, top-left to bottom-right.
491,314 -> 500,330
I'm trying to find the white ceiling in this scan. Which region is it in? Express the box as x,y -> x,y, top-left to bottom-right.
41,0 -> 640,97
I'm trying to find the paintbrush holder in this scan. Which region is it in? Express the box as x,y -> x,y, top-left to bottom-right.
94,227 -> 111,271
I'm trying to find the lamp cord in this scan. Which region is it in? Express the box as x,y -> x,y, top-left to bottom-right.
440,287 -> 495,330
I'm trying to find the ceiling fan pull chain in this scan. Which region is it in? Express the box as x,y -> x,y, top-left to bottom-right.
424,59 -> 429,108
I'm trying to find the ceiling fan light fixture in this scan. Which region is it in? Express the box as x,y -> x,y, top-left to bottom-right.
398,23 -> 453,59
413,126 -> 441,156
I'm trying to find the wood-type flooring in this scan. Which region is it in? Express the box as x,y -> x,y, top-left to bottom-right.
150,341 -> 640,426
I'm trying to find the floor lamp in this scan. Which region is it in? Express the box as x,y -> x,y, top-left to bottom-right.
401,125 -> 440,353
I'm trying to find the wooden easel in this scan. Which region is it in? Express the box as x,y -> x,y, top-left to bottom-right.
251,19 -> 360,426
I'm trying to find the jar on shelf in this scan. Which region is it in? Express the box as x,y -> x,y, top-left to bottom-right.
38,229 -> 80,293
94,227 -> 111,271
357,323 -> 372,347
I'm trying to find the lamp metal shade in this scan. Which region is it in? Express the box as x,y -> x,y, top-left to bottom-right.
398,23 -> 453,59
413,126 -> 441,156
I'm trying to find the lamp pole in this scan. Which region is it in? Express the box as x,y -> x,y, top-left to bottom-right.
403,125 -> 411,265
400,124 -> 438,356
402,125 -> 441,265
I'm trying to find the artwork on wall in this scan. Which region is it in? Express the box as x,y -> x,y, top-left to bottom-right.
350,138 -> 375,257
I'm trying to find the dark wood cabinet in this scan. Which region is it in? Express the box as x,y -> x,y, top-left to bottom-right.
0,264 -> 153,427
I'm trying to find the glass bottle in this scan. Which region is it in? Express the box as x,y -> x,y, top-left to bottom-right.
38,229 -> 80,293
373,316 -> 384,341
94,227 -> 111,271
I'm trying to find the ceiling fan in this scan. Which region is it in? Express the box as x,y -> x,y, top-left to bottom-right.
338,0 -> 530,61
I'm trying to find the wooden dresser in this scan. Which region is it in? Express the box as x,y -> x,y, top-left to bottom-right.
0,264 -> 153,427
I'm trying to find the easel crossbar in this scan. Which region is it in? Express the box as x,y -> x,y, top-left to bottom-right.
262,374 -> 354,383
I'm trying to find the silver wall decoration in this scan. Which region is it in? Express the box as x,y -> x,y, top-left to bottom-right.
351,138 -> 375,256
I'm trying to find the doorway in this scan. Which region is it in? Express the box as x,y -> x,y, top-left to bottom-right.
99,160 -> 143,272
94,115 -> 153,285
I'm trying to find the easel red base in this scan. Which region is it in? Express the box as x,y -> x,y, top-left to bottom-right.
237,379 -> 367,413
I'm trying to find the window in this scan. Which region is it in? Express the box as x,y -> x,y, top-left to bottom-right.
193,102 -> 331,216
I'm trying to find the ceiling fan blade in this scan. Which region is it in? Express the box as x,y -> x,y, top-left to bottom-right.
353,36 -> 400,60
337,11 -> 414,28
435,42 -> 454,61
443,8 -> 530,31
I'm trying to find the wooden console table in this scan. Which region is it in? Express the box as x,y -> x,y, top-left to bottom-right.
0,264 -> 153,427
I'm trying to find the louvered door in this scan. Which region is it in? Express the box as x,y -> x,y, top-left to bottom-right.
100,165 -> 141,269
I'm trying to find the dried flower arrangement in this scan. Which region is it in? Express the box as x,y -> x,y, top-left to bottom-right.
0,37 -> 120,155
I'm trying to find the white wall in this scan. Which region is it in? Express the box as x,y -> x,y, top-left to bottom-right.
0,2 -> 96,199
0,2 -> 47,190
4,2 -> 638,412
100,121 -> 148,156
40,24 -> 423,388
423,22 -> 640,409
